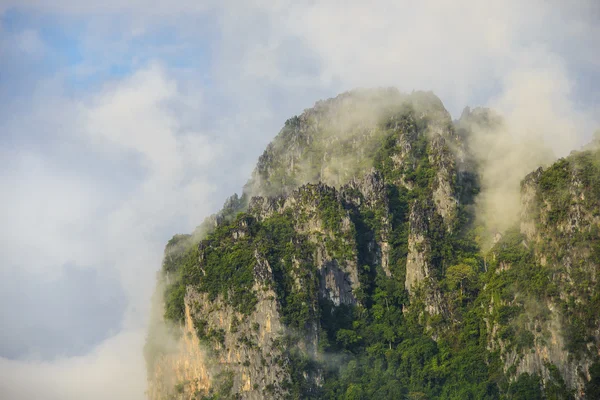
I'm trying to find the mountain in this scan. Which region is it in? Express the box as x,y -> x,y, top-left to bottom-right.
145,89 -> 600,399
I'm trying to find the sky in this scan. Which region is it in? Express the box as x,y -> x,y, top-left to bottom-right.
0,1 -> 598,399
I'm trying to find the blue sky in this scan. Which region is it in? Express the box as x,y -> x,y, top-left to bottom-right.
0,1 -> 599,398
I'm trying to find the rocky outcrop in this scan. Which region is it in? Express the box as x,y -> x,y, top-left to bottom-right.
249,183 -> 361,307
519,167 -> 544,241
341,170 -> 393,276
485,149 -> 600,398
148,89 -> 600,399
246,89 -> 407,197
428,133 -> 458,229
245,89 -> 459,200
405,200 -> 432,294
148,252 -> 290,400
146,301 -> 213,400
183,282 -> 289,400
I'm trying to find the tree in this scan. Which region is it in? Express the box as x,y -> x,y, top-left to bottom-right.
585,362 -> 600,399
508,373 -> 542,400
345,384 -> 366,400
446,263 -> 476,297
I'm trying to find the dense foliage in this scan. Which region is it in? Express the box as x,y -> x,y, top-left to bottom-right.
312,124 -> 505,399
154,93 -> 600,399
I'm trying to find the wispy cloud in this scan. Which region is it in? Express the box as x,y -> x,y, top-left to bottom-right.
0,64 -> 222,398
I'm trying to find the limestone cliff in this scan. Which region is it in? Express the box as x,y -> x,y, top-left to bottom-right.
146,88 -> 600,399
483,148 -> 600,398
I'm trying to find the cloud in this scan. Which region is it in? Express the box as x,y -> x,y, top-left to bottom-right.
464,54 -> 600,241
0,0 -> 212,16
0,330 -> 146,400
225,0 -> 599,244
0,265 -> 125,360
0,152 -> 100,272
247,0 -> 598,115
0,64 -> 221,398
490,61 -> 596,156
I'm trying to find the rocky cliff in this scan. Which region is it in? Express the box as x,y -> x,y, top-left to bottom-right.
146,89 -> 600,399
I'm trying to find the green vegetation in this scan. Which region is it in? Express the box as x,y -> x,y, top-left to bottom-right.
257,209 -> 319,330
164,282 -> 187,322
586,362 -> 600,399
193,317 -> 226,347
153,92 -> 600,399
163,187 -> 355,328
544,363 -> 574,399
200,371 -> 234,400
161,215 -> 257,321
529,149 -> 600,357
506,373 -> 542,400
305,110 -> 505,399
174,381 -> 187,394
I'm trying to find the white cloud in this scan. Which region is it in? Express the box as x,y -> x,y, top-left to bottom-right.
491,62 -> 595,156
0,0 -> 213,16
0,63 -> 219,399
231,0 -> 599,117
0,152 -> 101,272
0,330 -> 146,400
86,65 -> 191,178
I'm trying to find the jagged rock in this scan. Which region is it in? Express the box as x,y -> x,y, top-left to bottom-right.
405,200 -> 432,294
147,89 -> 600,399
429,133 -> 458,229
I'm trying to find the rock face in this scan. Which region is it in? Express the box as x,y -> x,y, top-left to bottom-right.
517,153 -> 599,396
148,181 -> 369,398
247,88 -> 408,197
405,200 -> 432,293
341,171 -> 393,277
146,300 -> 212,400
184,282 -> 288,400
146,88 -> 600,399
147,278 -> 288,400
483,149 -> 600,399
249,183 -> 361,309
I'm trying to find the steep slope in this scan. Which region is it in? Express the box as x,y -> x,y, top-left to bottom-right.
482,148 -> 600,397
145,89 -> 600,399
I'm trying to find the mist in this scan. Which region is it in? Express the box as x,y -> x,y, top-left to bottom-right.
0,0 -> 598,399
458,65 -> 599,244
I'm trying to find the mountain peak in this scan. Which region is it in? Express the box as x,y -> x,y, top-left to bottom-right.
147,89 -> 600,400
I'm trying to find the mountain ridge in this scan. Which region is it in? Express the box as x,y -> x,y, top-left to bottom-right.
145,88 -> 600,399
